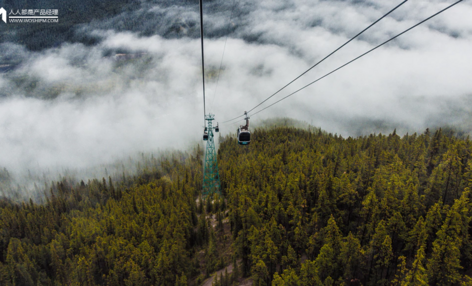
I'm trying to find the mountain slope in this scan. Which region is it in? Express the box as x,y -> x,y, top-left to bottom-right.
1,126 -> 472,285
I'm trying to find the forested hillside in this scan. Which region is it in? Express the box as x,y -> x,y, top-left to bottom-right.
1,126 -> 472,285
219,127 -> 472,286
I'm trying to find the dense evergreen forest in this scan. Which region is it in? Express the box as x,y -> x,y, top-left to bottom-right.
1,126 -> 472,285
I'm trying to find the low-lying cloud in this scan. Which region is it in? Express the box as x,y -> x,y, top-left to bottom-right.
0,0 -> 471,196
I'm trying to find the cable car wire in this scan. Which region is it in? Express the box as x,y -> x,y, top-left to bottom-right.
221,0 -> 409,124
248,0 -> 463,118
210,0 -> 238,112
247,0 -> 408,114
199,0 -> 207,124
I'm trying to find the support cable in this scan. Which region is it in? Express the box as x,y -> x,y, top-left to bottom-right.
210,0 -> 238,112
248,0 -> 463,118
247,0 -> 408,114
199,0 -> 206,125
222,0 -> 409,123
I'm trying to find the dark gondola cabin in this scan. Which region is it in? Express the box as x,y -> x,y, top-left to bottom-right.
237,128 -> 250,145
237,111 -> 250,145
203,127 -> 208,141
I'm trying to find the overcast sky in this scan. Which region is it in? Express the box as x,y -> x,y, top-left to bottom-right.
0,0 -> 471,186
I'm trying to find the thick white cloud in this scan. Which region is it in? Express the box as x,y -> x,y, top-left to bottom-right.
0,0 -> 471,193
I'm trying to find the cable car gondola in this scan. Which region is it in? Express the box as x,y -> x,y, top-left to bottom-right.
215,123 -> 219,133
203,127 -> 208,141
237,112 -> 250,145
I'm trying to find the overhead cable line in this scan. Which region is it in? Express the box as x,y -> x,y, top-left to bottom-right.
248,0 -> 463,118
247,0 -> 408,114
210,0 -> 238,112
221,0 -> 409,123
199,0 -> 207,124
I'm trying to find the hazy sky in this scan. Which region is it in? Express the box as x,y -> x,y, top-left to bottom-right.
0,0 -> 471,181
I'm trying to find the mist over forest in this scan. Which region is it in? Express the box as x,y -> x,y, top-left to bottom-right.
0,0 -> 472,198
2,1 -> 472,286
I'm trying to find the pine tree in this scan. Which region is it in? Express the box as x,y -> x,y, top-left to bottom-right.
360,189 -> 381,243
206,232 -> 219,274
427,201 -> 465,285
391,256 -> 408,286
300,260 -> 322,286
272,272 -> 286,286
176,273 -> 187,286
424,202 -> 443,252
323,276 -> 334,286
224,268 -> 229,286
402,247 -> 428,286
5,238 -> 35,286
315,243 -> 337,282
213,272 -> 219,286
462,275 -> 472,286
322,216 -> 342,254
219,272 -> 224,286
340,232 -> 363,282
253,260 -> 269,286
282,245 -> 298,271
232,258 -> 240,283
367,220 -> 392,284
386,211 -> 407,253
275,268 -> 301,286
400,182 -> 421,229
405,216 -> 428,256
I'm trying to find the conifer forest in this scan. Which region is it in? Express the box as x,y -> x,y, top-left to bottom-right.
1,0 -> 472,285
1,126 -> 472,285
